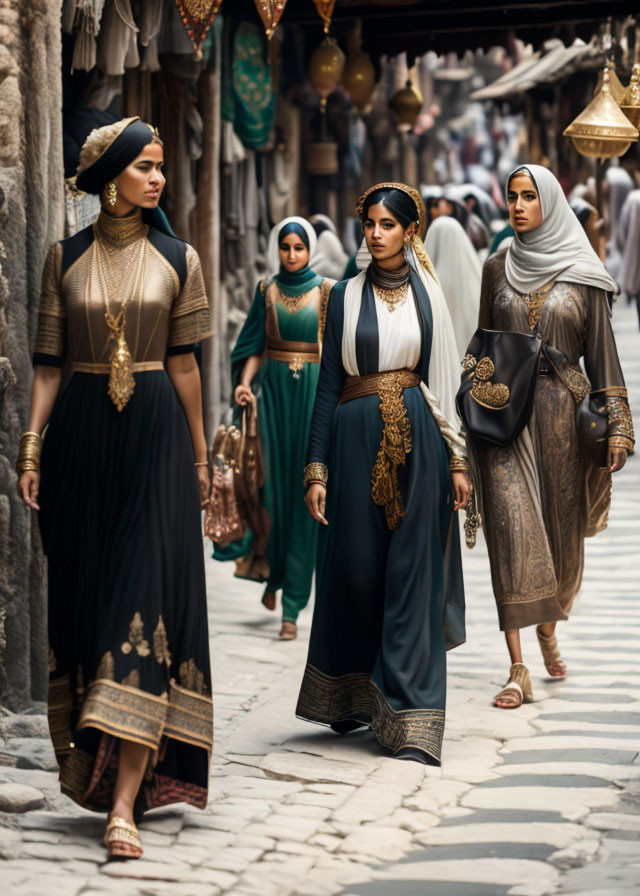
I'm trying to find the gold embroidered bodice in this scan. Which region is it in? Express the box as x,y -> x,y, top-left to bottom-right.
34,209 -> 211,366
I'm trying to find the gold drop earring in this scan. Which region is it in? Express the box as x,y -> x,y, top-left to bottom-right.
106,181 -> 117,207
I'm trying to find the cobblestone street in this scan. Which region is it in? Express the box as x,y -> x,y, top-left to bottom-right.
1,303 -> 638,896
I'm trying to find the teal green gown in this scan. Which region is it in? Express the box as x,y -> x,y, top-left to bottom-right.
231,267 -> 333,622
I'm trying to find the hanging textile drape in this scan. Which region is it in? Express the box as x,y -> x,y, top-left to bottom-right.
254,0 -> 289,39
173,0 -> 223,60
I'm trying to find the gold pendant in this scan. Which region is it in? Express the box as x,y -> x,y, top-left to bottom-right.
108,333 -> 135,411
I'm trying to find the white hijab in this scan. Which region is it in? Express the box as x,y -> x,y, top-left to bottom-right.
425,216 -> 481,356
308,215 -> 349,280
504,164 -> 616,295
266,216 -> 318,278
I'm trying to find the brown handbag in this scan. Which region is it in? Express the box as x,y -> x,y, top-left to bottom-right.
233,396 -> 271,581
204,424 -> 246,546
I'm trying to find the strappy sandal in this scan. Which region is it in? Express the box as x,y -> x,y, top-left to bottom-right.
279,621 -> 297,640
262,587 -> 276,612
493,662 -> 534,709
536,625 -> 567,678
104,816 -> 143,860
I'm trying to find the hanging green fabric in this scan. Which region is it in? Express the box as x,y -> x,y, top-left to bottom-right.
223,22 -> 275,151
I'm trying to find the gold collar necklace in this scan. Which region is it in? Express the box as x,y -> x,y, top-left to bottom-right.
94,207 -> 148,247
367,259 -> 410,311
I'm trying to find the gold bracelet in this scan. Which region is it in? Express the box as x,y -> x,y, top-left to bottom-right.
194,461 -> 208,467
449,455 -> 470,474
17,432 -> 42,476
303,462 -> 328,489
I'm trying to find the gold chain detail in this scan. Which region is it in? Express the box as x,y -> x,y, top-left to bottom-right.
94,228 -> 148,411
371,373 -> 412,530
373,283 -> 409,311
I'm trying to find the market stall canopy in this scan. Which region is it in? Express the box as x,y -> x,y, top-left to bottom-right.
470,38 -> 603,101
228,0 -> 639,56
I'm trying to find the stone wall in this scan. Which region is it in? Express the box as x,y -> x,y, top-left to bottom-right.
0,0 -> 64,709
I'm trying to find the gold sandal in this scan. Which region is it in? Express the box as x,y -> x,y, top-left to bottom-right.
493,663 -> 534,709
279,621 -> 297,641
536,625 -> 567,678
104,816 -> 143,860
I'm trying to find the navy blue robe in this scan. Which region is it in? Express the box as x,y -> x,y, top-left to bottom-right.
296,274 -> 465,764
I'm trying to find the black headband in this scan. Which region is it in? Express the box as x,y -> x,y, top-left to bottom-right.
76,120 -> 155,195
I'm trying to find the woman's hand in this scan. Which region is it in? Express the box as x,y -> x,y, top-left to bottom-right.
452,472 -> 472,511
19,471 -> 40,511
609,448 -> 627,473
235,384 -> 253,406
305,484 -> 328,525
195,465 -> 211,507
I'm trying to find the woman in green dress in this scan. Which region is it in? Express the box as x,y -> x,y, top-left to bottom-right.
232,218 -> 334,640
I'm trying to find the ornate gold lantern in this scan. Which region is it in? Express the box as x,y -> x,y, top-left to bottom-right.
621,63 -> 640,128
594,60 -> 626,104
563,66 -> 638,159
389,80 -> 423,131
342,48 -> 376,111
307,37 -> 345,176
309,37 -> 346,111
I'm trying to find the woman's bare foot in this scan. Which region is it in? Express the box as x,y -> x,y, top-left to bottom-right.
536,624 -> 567,679
279,621 -> 297,640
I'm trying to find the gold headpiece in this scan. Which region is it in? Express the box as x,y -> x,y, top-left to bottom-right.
356,182 -> 427,238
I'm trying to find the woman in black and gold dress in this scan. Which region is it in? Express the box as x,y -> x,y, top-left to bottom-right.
17,118 -> 213,859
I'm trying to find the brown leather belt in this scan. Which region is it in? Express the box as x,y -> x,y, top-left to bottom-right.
266,338 -> 320,368
267,348 -> 320,364
72,361 -> 165,374
340,368 -> 421,403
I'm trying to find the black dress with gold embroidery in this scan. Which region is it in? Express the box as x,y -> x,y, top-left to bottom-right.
35,209 -> 213,812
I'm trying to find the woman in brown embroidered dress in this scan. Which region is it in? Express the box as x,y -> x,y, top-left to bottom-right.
17,119 -> 213,858
470,166 -> 634,708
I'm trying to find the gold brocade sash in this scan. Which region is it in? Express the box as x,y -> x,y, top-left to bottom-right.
72,361 -> 165,374
340,369 -> 421,530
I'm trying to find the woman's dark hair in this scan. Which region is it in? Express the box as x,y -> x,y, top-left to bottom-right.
362,187 -> 419,229
508,167 -> 539,193
278,221 -> 310,249
312,220 -> 331,237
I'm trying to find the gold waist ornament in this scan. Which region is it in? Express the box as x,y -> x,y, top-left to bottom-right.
341,368 -> 420,530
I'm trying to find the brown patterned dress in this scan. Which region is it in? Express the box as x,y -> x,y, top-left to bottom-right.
471,250 -> 634,631
35,208 -> 213,812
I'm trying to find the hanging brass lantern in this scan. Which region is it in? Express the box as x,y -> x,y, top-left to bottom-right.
390,80 -> 423,131
342,48 -> 376,111
309,37 -> 346,110
620,63 -> 640,127
563,66 -> 638,159
594,60 -> 626,104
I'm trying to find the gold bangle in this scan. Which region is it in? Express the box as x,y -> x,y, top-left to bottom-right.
304,462 -> 328,489
194,461 -> 208,467
17,432 -> 43,476
449,455 -> 469,474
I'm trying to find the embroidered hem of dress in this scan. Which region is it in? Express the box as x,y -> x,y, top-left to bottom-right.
296,663 -> 445,763
49,674 -> 213,758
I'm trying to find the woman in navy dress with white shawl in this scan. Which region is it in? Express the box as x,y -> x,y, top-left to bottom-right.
296,183 -> 471,765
